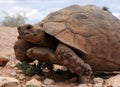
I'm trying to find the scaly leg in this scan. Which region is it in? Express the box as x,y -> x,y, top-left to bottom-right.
26,44 -> 93,83
55,44 -> 93,83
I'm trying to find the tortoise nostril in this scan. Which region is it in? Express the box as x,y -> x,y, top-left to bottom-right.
26,24 -> 33,30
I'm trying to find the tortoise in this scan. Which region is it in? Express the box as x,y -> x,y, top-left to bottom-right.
14,5 -> 120,82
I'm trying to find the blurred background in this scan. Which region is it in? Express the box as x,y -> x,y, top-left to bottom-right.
0,0 -> 120,26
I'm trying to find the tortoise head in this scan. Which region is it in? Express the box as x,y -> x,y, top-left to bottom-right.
17,24 -> 45,43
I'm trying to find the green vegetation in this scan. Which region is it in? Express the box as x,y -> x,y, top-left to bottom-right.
2,11 -> 27,27
16,61 -> 53,76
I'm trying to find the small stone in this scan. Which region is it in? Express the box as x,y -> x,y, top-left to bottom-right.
26,78 -> 46,87
43,78 -> 55,85
80,76 -> 91,83
14,67 -> 19,70
78,83 -> 93,87
93,77 -> 104,84
16,69 -> 22,73
10,64 -> 16,68
32,74 -> 42,80
0,76 -> 20,87
78,84 -> 88,87
14,84 -> 26,87
87,83 -> 93,87
105,74 -> 120,87
53,64 -> 67,71
18,75 -> 25,80
10,71 -> 17,77
93,83 -> 103,87
0,57 -> 9,66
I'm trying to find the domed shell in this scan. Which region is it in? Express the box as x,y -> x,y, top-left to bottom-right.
42,5 -> 120,65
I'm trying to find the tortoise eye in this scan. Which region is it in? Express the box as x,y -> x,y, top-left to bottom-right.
26,25 -> 33,30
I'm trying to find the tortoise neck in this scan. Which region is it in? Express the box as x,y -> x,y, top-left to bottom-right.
30,33 -> 59,50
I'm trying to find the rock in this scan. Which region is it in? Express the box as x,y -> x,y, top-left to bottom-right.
78,83 -> 93,87
32,74 -> 42,80
54,64 -> 67,71
9,64 -> 16,68
17,74 -> 25,80
16,69 -> 22,74
14,84 -> 26,87
78,84 -> 88,87
93,77 -> 104,84
93,83 -> 104,87
105,74 -> 120,87
26,78 -> 46,87
0,76 -> 20,87
0,57 -> 9,66
10,71 -> 17,77
43,78 -> 55,85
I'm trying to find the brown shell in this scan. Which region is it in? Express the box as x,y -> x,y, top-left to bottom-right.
42,5 -> 120,66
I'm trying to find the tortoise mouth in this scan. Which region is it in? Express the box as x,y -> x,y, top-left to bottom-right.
18,33 -> 35,39
19,31 -> 29,35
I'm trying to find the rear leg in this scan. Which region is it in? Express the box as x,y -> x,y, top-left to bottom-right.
55,44 -> 93,83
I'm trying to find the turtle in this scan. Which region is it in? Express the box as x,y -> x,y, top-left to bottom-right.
14,5 -> 120,82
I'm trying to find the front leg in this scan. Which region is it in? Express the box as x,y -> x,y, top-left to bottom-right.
26,46 -> 56,71
14,39 -> 35,62
55,44 -> 93,83
26,46 -> 56,63
26,44 -> 93,83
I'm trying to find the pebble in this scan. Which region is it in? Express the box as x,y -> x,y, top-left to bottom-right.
93,77 -> 104,84
78,83 -> 93,87
93,83 -> 103,87
105,74 -> 120,87
18,75 -> 25,80
0,76 -> 20,87
10,71 -> 17,77
32,74 -> 42,80
43,78 -> 55,85
26,78 -> 46,87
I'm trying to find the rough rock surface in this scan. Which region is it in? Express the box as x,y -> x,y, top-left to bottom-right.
93,77 -> 104,84
78,83 -> 93,87
0,76 -> 20,87
105,74 -> 120,87
43,78 -> 55,85
26,78 -> 46,87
